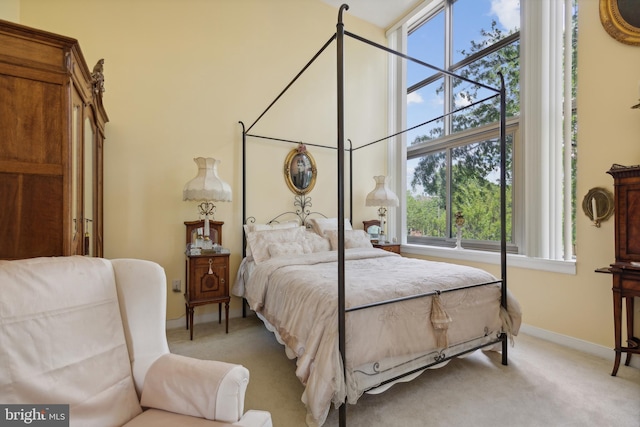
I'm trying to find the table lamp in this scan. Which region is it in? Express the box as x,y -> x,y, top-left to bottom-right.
365,176 -> 399,244
183,157 -> 232,245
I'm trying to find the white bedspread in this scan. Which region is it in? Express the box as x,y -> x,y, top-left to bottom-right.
241,248 -> 522,427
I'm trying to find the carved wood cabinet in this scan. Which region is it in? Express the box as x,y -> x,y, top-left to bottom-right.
0,19 -> 108,259
603,164 -> 640,375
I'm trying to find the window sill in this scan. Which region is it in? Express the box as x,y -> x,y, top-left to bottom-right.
400,244 -> 576,275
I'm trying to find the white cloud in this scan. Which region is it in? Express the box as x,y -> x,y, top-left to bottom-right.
455,92 -> 472,107
491,0 -> 520,31
407,92 -> 424,105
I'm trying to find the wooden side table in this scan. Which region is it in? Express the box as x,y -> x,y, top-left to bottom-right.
373,242 -> 401,254
184,220 -> 229,340
598,263 -> 640,376
185,252 -> 230,340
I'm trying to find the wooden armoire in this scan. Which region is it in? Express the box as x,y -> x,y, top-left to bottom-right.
0,19 -> 108,259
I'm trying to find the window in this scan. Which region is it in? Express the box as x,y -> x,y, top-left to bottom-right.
388,0 -> 577,268
404,0 -> 520,252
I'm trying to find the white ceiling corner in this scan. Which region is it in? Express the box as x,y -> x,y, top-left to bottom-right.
319,0 -> 421,29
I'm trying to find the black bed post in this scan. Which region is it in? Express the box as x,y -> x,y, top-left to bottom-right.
239,120 -> 248,318
498,72 -> 508,365
348,139 -> 353,225
337,4 -> 348,427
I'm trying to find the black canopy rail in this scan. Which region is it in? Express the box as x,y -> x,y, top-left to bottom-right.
239,4 -> 508,426
347,279 -> 503,313
352,92 -> 501,152
245,34 -> 337,134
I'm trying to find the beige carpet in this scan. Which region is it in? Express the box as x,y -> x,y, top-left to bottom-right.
167,315 -> 640,427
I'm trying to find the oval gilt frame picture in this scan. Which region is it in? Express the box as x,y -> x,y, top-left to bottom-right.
600,0 -> 640,46
284,147 -> 317,195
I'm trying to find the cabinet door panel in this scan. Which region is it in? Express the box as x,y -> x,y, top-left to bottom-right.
0,75 -> 63,164
191,257 -> 228,301
0,173 -> 63,258
624,187 -> 640,259
616,182 -> 640,262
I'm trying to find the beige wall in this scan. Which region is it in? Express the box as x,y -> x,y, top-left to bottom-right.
572,0 -> 640,346
11,0 -> 387,321
6,0 -> 640,351
0,0 -> 19,21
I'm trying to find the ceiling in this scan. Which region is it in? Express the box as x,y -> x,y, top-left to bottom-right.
319,0 -> 421,29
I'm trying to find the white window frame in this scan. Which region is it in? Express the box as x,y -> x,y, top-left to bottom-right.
386,0 -> 576,274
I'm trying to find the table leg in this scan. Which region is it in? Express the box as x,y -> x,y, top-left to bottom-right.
225,301 -> 229,334
188,306 -> 195,341
625,296 -> 634,366
612,289 -> 623,376
185,303 -> 189,330
219,303 -> 222,324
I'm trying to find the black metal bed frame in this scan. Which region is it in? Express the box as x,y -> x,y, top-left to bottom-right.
239,4 -> 508,426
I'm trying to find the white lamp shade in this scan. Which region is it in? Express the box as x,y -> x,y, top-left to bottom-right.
183,157 -> 232,202
365,176 -> 399,207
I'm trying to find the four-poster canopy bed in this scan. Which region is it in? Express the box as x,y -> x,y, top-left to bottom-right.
235,4 -> 520,427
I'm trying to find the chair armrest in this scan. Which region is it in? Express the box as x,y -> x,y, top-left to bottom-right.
141,353 -> 249,423
111,258 -> 170,396
233,410 -> 273,427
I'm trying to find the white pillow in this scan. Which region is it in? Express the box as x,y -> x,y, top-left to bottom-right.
325,229 -> 373,251
268,241 -> 306,259
246,226 -> 306,264
308,217 -> 352,236
303,231 -> 331,253
243,220 -> 299,258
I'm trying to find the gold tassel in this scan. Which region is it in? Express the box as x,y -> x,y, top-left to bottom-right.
431,293 -> 452,348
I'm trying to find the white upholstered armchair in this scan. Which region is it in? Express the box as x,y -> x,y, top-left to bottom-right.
0,256 -> 272,427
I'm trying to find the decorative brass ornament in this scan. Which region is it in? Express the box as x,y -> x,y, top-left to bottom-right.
284,144 -> 317,195
599,0 -> 640,46
582,187 -> 614,228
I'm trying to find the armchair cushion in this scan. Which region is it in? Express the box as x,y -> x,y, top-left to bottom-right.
0,256 -> 142,427
141,354 -> 247,422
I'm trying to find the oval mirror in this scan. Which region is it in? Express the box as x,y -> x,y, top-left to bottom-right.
284,147 -> 317,195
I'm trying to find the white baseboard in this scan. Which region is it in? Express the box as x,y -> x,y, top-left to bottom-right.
520,323 -> 640,370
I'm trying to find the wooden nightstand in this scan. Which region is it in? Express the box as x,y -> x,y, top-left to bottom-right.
184,220 -> 230,340
373,242 -> 401,254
